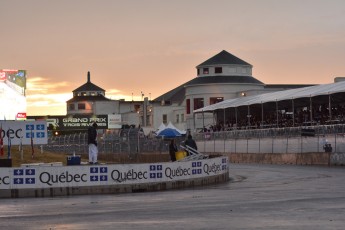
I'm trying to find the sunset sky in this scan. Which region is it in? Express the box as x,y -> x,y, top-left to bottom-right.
1,0 -> 345,116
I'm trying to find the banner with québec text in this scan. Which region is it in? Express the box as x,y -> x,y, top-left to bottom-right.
0,157 -> 228,190
0,121 -> 47,145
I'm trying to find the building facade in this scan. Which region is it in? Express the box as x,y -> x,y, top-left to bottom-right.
66,71 -> 142,127
64,51 -> 313,132
152,50 -> 312,132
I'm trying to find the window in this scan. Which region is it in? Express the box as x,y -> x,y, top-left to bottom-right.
78,103 -> 86,110
162,114 -> 167,124
197,68 -> 200,75
134,104 -> 141,113
210,97 -> 223,105
68,103 -> 75,110
181,114 -> 184,122
186,99 -> 190,114
176,114 -> 179,123
194,98 -> 204,110
215,67 -> 222,74
203,68 -> 209,74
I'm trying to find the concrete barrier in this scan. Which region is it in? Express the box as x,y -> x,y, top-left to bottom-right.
216,152 -> 345,166
0,156 -> 229,198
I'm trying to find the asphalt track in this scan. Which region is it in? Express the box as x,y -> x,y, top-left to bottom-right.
0,164 -> 344,230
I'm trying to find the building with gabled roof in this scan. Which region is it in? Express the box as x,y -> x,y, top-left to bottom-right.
66,72 -> 143,127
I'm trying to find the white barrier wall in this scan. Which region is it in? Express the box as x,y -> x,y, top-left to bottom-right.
0,157 -> 228,191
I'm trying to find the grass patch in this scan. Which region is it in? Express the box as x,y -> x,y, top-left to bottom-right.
1,146 -> 169,167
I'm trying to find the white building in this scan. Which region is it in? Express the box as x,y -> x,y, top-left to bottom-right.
66,71 -> 143,127
151,50 -> 312,132
65,51 -> 313,132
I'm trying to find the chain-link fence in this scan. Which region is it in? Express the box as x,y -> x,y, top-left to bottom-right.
44,128 -> 186,158
44,124 -> 345,157
194,124 -> 345,154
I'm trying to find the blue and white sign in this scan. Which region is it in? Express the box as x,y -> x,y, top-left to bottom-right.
0,157 -> 228,190
0,121 -> 47,145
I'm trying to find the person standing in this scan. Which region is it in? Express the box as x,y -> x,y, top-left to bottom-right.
88,122 -> 98,164
169,139 -> 178,162
185,134 -> 197,155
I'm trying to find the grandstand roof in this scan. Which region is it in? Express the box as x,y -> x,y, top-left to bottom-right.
194,80 -> 345,113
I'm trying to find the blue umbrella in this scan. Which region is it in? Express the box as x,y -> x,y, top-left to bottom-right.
157,128 -> 181,138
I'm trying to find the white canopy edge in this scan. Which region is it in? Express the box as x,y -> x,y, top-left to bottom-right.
194,81 -> 345,113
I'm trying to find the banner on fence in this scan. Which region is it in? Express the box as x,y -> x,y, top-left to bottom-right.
27,114 -> 122,131
0,120 -> 47,145
0,157 -> 228,190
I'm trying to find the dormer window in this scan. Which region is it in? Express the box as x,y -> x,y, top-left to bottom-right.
215,67 -> 222,74
203,68 -> 209,74
197,69 -> 200,75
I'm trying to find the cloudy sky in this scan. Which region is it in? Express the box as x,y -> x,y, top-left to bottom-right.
1,0 -> 345,115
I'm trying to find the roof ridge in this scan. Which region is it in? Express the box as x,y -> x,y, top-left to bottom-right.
197,50 -> 251,67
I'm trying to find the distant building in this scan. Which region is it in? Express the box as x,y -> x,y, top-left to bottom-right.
62,50 -> 316,132
66,71 -> 142,127
151,50 -> 313,131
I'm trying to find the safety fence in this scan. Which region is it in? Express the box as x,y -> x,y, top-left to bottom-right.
194,124 -> 345,154
44,124 -> 345,157
44,128 -> 186,158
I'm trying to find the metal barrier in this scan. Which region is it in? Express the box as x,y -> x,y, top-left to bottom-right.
44,124 -> 345,156
44,128 -> 185,157
194,124 -> 345,154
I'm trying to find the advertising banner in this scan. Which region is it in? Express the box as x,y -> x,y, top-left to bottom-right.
107,114 -> 121,129
28,114 -> 122,131
0,157 -> 228,190
0,69 -> 26,96
0,120 -> 47,145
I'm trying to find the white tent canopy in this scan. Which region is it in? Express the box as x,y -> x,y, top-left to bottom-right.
194,81 -> 345,113
156,123 -> 166,134
166,122 -> 187,135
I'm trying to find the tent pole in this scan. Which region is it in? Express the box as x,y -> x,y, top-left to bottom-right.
223,108 -> 226,153
276,100 -> 279,128
292,99 -> 295,127
202,110 -> 205,131
223,108 -> 226,131
247,105 -> 250,128
328,94 -> 332,121
235,107 -> 238,129
261,102 -> 264,128
213,111 -> 215,129
193,112 -> 196,132
310,96 -> 313,123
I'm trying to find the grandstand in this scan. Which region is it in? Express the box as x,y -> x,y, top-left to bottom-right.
194,80 -> 345,130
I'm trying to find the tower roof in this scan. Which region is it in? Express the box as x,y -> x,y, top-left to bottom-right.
197,50 -> 252,67
72,71 -> 105,92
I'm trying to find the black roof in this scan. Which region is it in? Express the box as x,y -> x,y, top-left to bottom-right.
72,72 -> 105,93
197,50 -> 252,67
186,75 -> 264,86
264,84 -> 315,89
153,83 -> 187,103
66,95 -> 111,103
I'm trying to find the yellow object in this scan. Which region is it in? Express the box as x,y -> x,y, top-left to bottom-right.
175,151 -> 187,160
